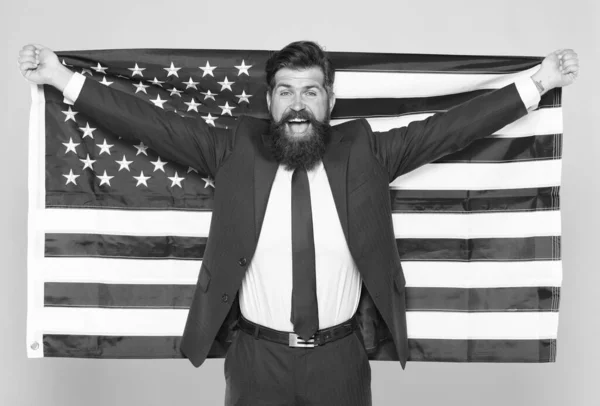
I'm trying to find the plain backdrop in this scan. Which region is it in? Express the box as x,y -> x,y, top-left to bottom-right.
2,0 -> 599,405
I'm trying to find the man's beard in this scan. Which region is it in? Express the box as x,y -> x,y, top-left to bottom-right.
268,109 -> 331,171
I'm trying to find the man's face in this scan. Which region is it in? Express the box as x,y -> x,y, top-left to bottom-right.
267,66 -> 335,135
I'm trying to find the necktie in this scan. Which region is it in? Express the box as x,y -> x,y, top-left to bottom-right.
291,167 -> 319,341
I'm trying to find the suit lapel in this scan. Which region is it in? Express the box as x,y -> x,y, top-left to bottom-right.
254,133 -> 279,241
322,130 -> 351,242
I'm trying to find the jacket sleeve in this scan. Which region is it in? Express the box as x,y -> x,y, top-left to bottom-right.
369,83 -> 528,182
72,77 -> 234,178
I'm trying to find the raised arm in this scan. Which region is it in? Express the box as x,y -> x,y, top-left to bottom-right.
371,49 -> 579,181
18,44 -> 232,177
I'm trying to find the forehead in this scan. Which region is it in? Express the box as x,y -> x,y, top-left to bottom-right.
273,67 -> 325,88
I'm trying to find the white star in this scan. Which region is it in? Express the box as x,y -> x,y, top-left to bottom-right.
202,113 -> 217,126
168,172 -> 185,188
219,102 -> 235,116
217,76 -> 234,91
133,81 -> 150,94
169,87 -> 183,97
80,154 -> 96,170
133,171 -> 151,187
234,60 -> 252,76
63,169 -> 80,185
134,142 -> 149,156
81,68 -> 93,76
129,63 -> 145,77
150,156 -> 168,172
201,90 -> 217,101
187,167 -> 198,174
92,63 -> 108,74
79,122 -> 96,139
150,77 -> 165,87
184,97 -> 201,112
62,106 -> 78,122
115,155 -> 133,171
97,139 -> 114,155
62,138 -> 79,154
201,176 -> 215,188
199,61 -> 217,77
100,76 -> 113,86
164,62 -> 182,77
97,170 -> 114,186
235,90 -> 253,104
150,94 -> 168,109
184,77 -> 199,90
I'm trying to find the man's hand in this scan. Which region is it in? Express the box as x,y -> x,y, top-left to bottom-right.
531,49 -> 579,95
18,44 -> 73,92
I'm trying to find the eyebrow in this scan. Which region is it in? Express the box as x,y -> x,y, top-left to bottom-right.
275,83 -> 322,90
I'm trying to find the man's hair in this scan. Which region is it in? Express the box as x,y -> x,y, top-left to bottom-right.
265,40 -> 335,95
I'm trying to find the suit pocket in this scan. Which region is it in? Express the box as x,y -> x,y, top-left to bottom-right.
198,264 -> 211,292
349,171 -> 372,195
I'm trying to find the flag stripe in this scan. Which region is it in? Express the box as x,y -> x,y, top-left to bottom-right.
390,187 -> 560,213
390,160 -> 561,190
406,338 -> 556,362
45,234 -> 207,259
434,134 -> 561,163
402,261 -> 562,288
45,234 -> 560,261
329,52 -> 543,74
42,210 -> 559,239
333,67 -> 541,98
406,312 -> 558,339
42,258 -> 562,288
37,307 -> 559,339
397,237 -> 560,261
41,334 -> 555,362
392,211 -> 560,238
332,89 -> 559,118
44,283 -> 560,312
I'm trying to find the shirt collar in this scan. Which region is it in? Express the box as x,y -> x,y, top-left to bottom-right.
279,161 -> 324,182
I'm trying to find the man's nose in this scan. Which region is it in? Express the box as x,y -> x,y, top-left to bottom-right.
290,94 -> 305,111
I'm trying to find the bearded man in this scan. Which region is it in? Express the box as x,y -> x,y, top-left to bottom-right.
18,41 -> 579,406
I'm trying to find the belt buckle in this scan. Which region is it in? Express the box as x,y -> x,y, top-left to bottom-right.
288,333 -> 317,348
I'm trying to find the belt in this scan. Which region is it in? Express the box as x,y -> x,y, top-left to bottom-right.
236,315 -> 358,348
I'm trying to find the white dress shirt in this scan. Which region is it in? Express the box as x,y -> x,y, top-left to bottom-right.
63,73 -> 541,332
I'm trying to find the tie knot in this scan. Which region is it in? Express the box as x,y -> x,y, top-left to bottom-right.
292,166 -> 309,185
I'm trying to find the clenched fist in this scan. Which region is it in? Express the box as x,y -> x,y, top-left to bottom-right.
531,49 -> 579,94
18,44 -> 73,91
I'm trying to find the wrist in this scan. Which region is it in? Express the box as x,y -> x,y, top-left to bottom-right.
50,65 -> 74,93
530,71 -> 552,96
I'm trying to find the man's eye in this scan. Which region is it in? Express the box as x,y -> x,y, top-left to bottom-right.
280,91 -> 291,96
306,91 -> 317,96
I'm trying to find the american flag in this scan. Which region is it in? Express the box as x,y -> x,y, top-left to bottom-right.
26,48 -> 562,362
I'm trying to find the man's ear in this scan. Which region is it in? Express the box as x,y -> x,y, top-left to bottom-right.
266,90 -> 271,110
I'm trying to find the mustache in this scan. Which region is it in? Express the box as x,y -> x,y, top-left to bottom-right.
275,109 -> 322,127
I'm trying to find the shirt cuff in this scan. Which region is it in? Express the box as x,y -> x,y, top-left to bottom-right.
62,72 -> 86,105
514,77 -> 541,112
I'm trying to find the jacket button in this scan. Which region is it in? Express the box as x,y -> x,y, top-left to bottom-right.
222,293 -> 229,303
238,257 -> 247,266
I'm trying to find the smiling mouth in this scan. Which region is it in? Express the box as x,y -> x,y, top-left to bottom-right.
286,119 -> 311,134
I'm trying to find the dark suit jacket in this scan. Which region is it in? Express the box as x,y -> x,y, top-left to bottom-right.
74,79 -> 528,369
